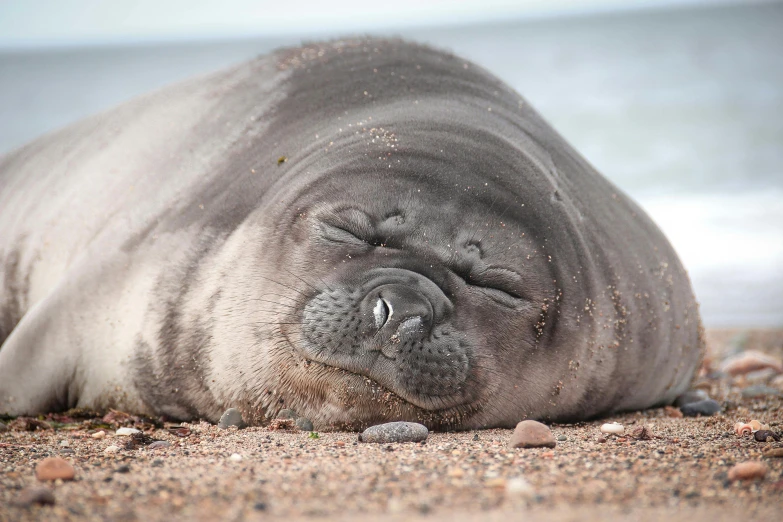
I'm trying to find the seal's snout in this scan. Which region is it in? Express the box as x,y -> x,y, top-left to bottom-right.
300,270 -> 473,408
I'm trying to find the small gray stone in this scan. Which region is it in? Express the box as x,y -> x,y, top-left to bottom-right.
277,409 -> 298,420
680,399 -> 722,417
218,408 -> 246,429
295,417 -> 314,431
148,441 -> 171,451
741,385 -> 783,399
358,422 -> 428,443
13,487 -> 56,507
674,389 -> 710,408
557,435 -> 567,442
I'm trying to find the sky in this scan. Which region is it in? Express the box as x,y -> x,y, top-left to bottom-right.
0,0 -> 768,49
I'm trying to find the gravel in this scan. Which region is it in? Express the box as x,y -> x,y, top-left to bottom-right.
13,487 -> 56,507
1,328 -> 781,522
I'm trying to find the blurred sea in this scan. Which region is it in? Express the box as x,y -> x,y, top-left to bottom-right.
0,3 -> 781,327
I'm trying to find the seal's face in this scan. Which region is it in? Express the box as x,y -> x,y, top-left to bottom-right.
255,130 -> 558,429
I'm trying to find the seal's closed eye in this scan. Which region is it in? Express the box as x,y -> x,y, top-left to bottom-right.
460,267 -> 527,307
319,208 -> 383,247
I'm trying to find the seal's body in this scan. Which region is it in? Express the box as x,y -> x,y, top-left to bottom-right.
0,39 -> 703,429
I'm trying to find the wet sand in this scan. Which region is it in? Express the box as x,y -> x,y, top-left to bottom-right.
1,329 -> 782,521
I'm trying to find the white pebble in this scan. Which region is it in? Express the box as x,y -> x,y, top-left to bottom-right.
104,445 -> 121,454
229,453 -> 243,462
115,427 -> 141,436
600,422 -> 624,435
505,477 -> 535,498
92,431 -> 106,439
59,440 -> 70,447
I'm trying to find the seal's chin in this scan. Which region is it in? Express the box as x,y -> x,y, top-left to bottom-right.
302,349 -> 472,412
287,348 -> 482,430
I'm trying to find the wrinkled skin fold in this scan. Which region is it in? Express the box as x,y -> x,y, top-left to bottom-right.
0,39 -> 704,430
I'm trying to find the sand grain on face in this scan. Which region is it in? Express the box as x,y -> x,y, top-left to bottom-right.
1,329 -> 782,522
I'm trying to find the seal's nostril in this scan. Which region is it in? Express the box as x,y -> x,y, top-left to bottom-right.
399,317 -> 423,334
373,297 -> 392,328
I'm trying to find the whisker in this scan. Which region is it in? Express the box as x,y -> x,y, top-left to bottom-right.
281,266 -> 324,293
256,274 -> 309,297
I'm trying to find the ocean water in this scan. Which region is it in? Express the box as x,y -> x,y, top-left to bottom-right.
0,3 -> 781,327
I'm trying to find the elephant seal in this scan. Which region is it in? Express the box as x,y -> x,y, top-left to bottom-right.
0,38 -> 703,430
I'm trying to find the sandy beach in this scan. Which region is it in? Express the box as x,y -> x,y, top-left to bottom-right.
1,329 -> 781,521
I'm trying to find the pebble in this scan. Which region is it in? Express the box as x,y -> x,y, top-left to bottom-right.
277,409 -> 298,420
115,464 -> 131,473
631,425 -> 655,440
741,385 -> 783,398
59,440 -> 69,447
104,445 -> 121,455
754,430 -> 781,442
115,427 -> 141,436
0,420 -> 8,432
92,431 -> 106,439
295,417 -> 314,431
358,422 -> 429,443
721,350 -> 783,376
148,441 -> 172,450
509,420 -> 556,448
229,453 -> 243,462
745,368 -> 779,384
762,447 -> 783,458
674,389 -> 710,408
556,435 -> 567,442
505,477 -> 535,499
218,408 -> 246,429
727,461 -> 768,481
13,486 -> 56,507
600,423 -> 624,435
664,406 -> 683,418
680,399 -> 721,417
35,457 -> 76,481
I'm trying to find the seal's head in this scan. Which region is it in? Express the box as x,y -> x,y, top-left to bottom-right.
235,95 -> 570,430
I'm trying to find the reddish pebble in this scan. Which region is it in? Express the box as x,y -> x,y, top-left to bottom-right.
727,461 -> 767,481
664,406 -> 683,418
721,350 -> 783,376
509,420 -> 556,449
35,457 -> 75,481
